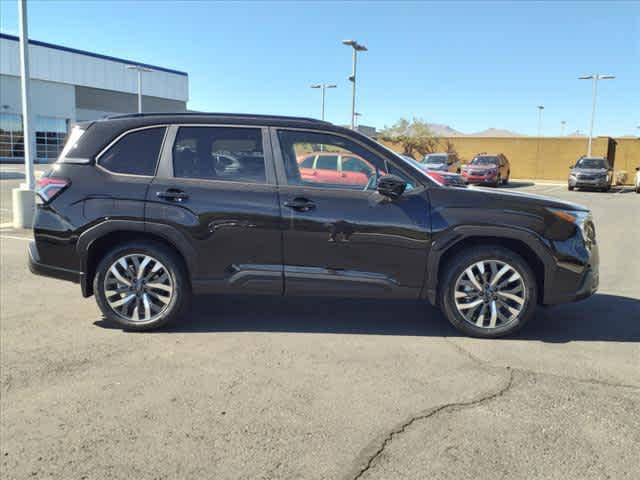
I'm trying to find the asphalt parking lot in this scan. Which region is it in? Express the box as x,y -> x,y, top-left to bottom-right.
1,166 -> 639,479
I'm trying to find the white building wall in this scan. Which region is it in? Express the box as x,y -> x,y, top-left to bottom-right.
0,74 -> 76,121
0,36 -> 188,102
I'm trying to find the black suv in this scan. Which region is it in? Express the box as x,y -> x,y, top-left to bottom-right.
29,113 -> 599,338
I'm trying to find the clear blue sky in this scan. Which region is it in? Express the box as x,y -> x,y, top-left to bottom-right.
1,1 -> 638,136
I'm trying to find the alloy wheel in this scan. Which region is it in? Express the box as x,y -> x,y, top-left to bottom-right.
453,259 -> 527,329
103,254 -> 173,323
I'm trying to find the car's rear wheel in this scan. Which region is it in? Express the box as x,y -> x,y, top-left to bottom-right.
440,245 -> 537,338
94,241 -> 190,331
568,185 -> 575,191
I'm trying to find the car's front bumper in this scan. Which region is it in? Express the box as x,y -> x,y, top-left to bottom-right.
463,174 -> 498,184
568,176 -> 610,188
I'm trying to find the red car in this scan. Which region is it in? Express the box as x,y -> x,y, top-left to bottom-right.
297,152 -> 374,186
461,153 -> 511,186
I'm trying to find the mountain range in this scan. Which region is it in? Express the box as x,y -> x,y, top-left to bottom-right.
426,123 -> 526,137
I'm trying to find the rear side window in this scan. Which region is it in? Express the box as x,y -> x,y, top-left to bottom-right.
98,127 -> 166,176
172,127 -> 266,183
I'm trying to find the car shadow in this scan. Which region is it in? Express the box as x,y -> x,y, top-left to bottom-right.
498,181 -> 535,189
94,292 -> 640,343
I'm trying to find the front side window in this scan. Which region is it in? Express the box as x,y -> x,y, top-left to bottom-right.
99,127 -> 166,176
173,127 -> 266,183
278,130 -> 388,189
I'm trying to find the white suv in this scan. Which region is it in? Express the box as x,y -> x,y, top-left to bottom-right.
423,153 -> 461,173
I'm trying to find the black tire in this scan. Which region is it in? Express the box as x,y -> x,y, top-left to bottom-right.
568,185 -> 575,191
94,241 -> 190,331
439,245 -> 538,338
502,173 -> 509,185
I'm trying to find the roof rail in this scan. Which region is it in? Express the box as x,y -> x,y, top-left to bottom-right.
106,112 -> 331,124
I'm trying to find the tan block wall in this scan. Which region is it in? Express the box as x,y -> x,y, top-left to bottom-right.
613,138 -> 640,184
383,136 -> 639,184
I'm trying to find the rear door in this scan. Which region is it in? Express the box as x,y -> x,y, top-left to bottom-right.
146,124 -> 283,295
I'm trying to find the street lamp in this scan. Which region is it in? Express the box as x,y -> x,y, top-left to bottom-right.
561,120 -> 566,136
342,39 -> 367,129
354,112 -> 362,128
126,65 -> 153,113
310,83 -> 336,121
537,105 -> 544,137
578,74 -> 615,156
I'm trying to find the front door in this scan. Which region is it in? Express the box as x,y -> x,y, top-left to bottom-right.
146,125 -> 283,295
272,128 -> 432,298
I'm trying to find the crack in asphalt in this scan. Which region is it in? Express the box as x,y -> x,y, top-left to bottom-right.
444,337 -> 640,390
347,367 -> 514,480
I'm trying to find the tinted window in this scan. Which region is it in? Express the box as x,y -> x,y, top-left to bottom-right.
316,155 -> 338,170
342,156 -> 372,175
575,158 -> 609,169
300,155 -> 315,168
471,156 -> 498,165
425,154 -> 447,164
173,127 -> 266,183
99,127 -> 165,175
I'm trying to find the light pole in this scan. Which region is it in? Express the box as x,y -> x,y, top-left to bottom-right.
561,120 -> 566,136
342,39 -> 367,129
354,112 -> 362,128
126,65 -> 153,113
12,0 -> 36,228
310,83 -> 336,120
578,74 -> 615,156
537,105 -> 544,137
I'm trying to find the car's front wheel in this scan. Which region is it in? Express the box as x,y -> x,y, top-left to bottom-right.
94,241 -> 190,331
440,245 -> 537,338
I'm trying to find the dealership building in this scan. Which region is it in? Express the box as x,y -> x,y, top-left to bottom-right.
0,33 -> 189,163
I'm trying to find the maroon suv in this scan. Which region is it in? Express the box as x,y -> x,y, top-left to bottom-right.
462,153 -> 510,186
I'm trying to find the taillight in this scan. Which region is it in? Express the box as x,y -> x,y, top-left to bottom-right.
36,177 -> 69,203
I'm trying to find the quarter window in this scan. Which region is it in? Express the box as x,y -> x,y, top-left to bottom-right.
173,127 -> 266,183
99,127 -> 166,176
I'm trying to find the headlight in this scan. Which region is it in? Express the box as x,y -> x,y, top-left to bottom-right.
548,208 -> 595,246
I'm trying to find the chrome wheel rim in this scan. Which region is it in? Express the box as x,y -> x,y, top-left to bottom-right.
453,259 -> 527,329
104,254 -> 173,323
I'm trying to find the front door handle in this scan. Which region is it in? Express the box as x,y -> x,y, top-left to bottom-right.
157,189 -> 189,202
284,197 -> 316,212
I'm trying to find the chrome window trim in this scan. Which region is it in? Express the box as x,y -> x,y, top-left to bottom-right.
95,125 -> 169,178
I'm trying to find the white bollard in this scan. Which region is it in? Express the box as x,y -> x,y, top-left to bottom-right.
12,187 -> 36,229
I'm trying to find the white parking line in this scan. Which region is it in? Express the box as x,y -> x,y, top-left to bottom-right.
0,235 -> 31,241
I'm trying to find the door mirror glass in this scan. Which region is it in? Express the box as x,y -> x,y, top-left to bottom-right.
377,174 -> 407,199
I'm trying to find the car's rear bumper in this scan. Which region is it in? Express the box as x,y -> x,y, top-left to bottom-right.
28,240 -> 83,285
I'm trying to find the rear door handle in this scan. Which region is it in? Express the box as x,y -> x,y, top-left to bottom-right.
284,197 -> 316,212
157,189 -> 189,202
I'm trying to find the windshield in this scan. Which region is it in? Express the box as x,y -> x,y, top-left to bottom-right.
424,154 -> 447,164
575,158 -> 609,169
471,156 -> 498,165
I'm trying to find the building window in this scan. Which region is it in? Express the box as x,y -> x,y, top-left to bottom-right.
36,116 -> 68,161
0,113 -> 68,162
0,113 -> 24,161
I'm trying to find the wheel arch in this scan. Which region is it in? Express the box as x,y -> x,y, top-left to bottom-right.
424,226 -> 554,306
77,220 -> 196,297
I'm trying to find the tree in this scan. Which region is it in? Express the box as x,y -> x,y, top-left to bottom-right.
379,117 -> 455,159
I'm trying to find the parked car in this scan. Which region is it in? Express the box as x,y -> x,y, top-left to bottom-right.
461,153 -> 510,186
568,156 -> 613,192
422,152 -> 461,173
29,113 -> 598,338
635,167 -> 640,194
298,151 -> 373,187
402,156 -> 467,187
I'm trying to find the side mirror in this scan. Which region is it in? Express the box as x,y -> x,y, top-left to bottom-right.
377,174 -> 407,199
